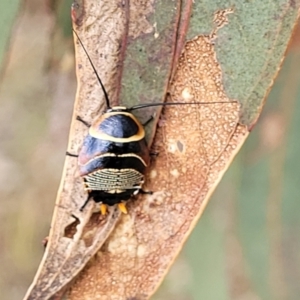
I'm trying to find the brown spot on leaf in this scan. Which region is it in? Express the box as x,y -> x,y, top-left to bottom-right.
176,140 -> 184,152
71,1 -> 86,27
64,215 -> 80,239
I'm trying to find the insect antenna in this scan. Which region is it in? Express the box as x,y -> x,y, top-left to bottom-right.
73,29 -> 111,109
129,100 -> 238,111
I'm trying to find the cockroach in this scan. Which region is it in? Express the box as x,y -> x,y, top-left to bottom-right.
68,30 -> 236,214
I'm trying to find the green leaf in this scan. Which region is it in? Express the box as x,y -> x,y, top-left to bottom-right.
0,0 -> 20,69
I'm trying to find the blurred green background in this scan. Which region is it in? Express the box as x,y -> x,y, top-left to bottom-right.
0,1 -> 299,299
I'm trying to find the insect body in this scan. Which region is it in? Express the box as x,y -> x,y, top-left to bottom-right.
71,30 -> 237,214
78,106 -> 149,214
70,30 -> 154,214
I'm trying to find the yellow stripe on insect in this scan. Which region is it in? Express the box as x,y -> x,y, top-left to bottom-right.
80,152 -> 148,168
89,111 -> 145,143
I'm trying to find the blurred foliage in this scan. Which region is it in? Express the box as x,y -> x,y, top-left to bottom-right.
0,0 -> 21,70
0,1 -> 75,299
0,1 -> 299,300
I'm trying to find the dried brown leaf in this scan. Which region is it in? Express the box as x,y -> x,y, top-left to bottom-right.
23,1 -> 130,299
23,3 -> 248,300
22,0 -> 300,299
66,10 -> 247,300
24,0 -> 185,297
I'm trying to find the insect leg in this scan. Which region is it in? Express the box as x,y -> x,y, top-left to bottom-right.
76,115 -> 91,127
150,151 -> 159,157
79,194 -> 93,211
139,189 -> 153,195
118,202 -> 128,214
100,204 -> 108,215
65,116 -> 90,157
142,115 -> 153,126
66,152 -> 78,157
